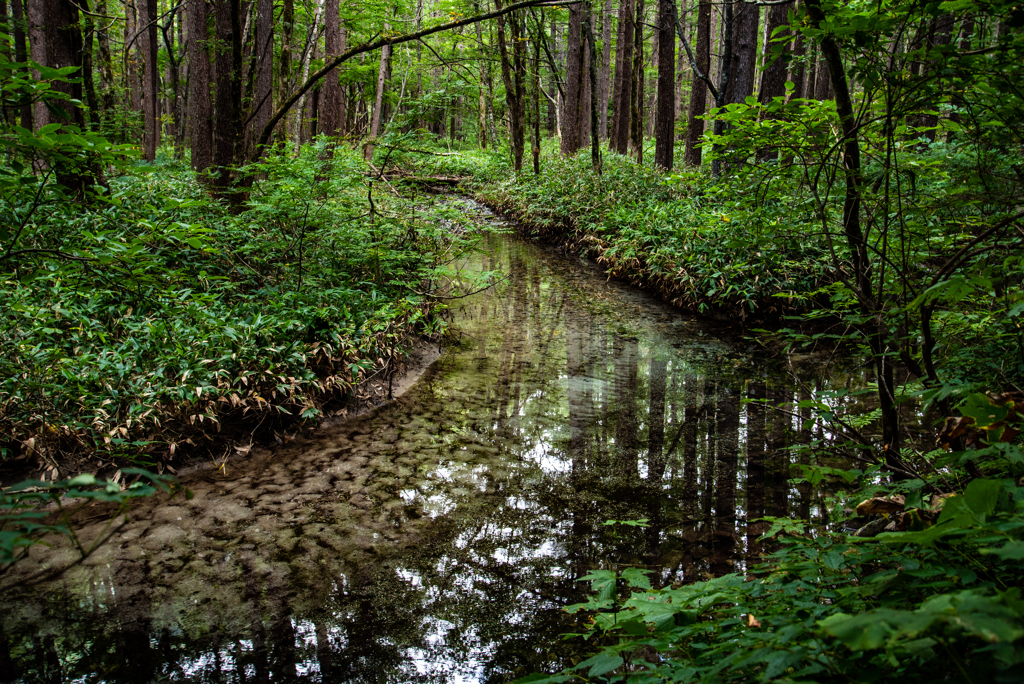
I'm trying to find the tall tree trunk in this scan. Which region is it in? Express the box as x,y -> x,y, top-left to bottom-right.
496,1 -> 526,170
787,2 -> 807,102
143,0 -> 159,160
804,0 -> 907,476
599,0 -> 612,139
647,22 -> 658,137
579,7 -> 593,149
683,0 -> 710,166
364,23 -> 392,161
250,0 -> 273,157
278,0 -> 293,142
320,0 -> 343,139
212,0 -> 241,186
612,0 -> 635,153
11,0 -> 32,130
709,0 -> 732,177
583,0 -> 603,172
43,0 -> 89,191
95,0 -> 114,123
724,0 -> 758,105
188,0 -> 212,172
654,0 -> 675,169
757,1 -> 787,160
813,50 -> 831,99
27,0 -> 45,130
79,0 -> 99,130
561,3 -> 582,155
630,0 -> 644,161
532,10 -> 542,171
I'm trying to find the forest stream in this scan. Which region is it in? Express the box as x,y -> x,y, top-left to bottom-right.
0,200 -> 865,683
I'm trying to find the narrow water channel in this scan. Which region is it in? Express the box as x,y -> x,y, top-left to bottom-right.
1,202 -> 862,683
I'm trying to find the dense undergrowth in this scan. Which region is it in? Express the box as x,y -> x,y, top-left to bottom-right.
403,142 -> 831,323
1,141 -> 475,480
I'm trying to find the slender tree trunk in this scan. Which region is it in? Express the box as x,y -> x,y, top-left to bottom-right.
320,0 -> 343,140
11,0 -> 32,130
630,0 -> 644,161
27,0 -> 45,130
579,6 -> 593,148
805,0 -> 906,475
683,0 -> 710,166
787,2 -> 806,102
364,25 -> 392,161
277,0 -> 293,142
249,0 -> 273,157
77,0 -> 98,130
188,0 -> 212,172
647,23 -> 658,137
654,0 -> 675,169
583,0 -> 603,172
532,10 -> 542,170
612,0 -> 635,153
562,3 -> 583,155
142,0 -> 159,160
756,1 -> 787,160
496,1 -> 526,170
599,0 -> 612,139
813,50 -> 832,99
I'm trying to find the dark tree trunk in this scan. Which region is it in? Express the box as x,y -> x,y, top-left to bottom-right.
250,0 -> 273,157
654,0 -> 675,169
813,50 -> 832,99
211,0 -> 242,187
143,0 -> 159,160
787,3 -> 807,102
320,0 -> 342,139
579,8 -> 592,149
561,3 -> 582,155
496,1 -> 527,170
27,0 -> 45,130
583,0 -> 603,172
918,13 -> 954,142
612,0 -> 635,154
599,0 -> 612,139
43,0 -> 89,191
188,0 -> 213,172
724,0 -> 758,105
757,1 -> 788,160
10,0 -> 32,130
684,0 -> 710,166
630,0 -> 645,162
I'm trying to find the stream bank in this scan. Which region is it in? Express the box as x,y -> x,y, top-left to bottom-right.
0,200 -> 867,683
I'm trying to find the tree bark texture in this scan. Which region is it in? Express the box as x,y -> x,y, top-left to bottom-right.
188,0 -> 212,172
143,0 -> 159,160
724,0 -> 758,105
612,0 -> 635,154
654,0 -> 676,169
561,3 -> 582,155
320,0 -> 343,139
684,0 -> 710,166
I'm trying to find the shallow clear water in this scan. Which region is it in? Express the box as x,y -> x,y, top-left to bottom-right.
0,202 -> 864,683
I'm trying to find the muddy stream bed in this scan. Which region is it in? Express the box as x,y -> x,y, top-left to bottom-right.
0,201 -> 865,683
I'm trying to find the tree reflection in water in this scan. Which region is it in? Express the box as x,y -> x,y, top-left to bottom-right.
0,223 -> 868,683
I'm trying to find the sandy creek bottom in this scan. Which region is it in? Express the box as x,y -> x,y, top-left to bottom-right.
1,202 -> 858,683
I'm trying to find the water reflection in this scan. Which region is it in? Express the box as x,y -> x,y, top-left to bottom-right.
1,212 -> 865,683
